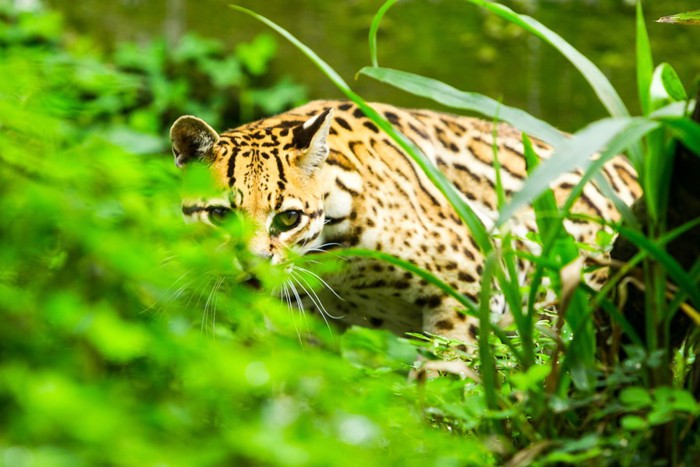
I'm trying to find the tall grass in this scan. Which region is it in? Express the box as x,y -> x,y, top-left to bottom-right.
233,0 -> 700,463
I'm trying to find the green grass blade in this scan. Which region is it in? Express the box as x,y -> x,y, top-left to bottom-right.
463,0 -> 628,118
636,0 -> 654,115
369,0 -> 398,67
358,66 -> 566,147
231,5 -> 493,253
479,251 -> 500,413
498,117 -> 660,227
340,248 -> 525,362
523,133 -> 595,385
338,248 -> 477,317
657,9 -> 700,25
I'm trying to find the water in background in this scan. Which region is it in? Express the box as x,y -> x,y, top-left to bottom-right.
47,0 -> 700,131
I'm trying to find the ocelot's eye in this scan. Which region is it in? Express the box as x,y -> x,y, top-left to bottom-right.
272,210 -> 301,233
207,206 -> 232,226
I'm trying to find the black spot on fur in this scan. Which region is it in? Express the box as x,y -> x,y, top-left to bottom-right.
384,111 -> 400,125
435,320 -> 454,331
335,117 -> 352,131
362,121 -> 379,133
458,271 -> 476,283
370,317 -> 384,328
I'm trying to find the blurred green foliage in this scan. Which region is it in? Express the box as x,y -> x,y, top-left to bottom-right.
0,5 -> 492,466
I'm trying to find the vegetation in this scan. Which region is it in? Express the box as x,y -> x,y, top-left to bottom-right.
1,1 -> 699,466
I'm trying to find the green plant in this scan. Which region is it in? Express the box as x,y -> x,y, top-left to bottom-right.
232,0 -> 700,463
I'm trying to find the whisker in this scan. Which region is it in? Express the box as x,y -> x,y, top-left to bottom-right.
212,277 -> 225,337
282,282 -> 304,346
140,271 -> 193,315
158,254 -> 180,269
202,276 -> 222,337
290,273 -> 334,337
294,265 -> 344,302
291,270 -> 345,320
288,278 -> 305,313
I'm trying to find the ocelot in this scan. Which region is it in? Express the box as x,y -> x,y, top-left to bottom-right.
170,100 -> 641,344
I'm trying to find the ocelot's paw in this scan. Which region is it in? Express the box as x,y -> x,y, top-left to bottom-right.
408,357 -> 480,382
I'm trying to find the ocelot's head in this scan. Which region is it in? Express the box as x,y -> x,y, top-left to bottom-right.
170,109 -> 333,264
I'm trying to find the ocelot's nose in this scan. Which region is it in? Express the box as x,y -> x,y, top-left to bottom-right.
248,233 -> 273,261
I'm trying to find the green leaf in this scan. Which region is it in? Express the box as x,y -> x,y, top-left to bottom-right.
358,67 -> 566,147
621,415 -> 648,431
478,251 -> 500,413
463,0 -> 628,118
657,9 -> 700,25
510,364 -> 551,391
620,386 -> 653,408
636,0 -> 653,115
368,0 -> 398,67
235,33 -> 278,76
650,63 -> 688,109
341,327 -> 417,371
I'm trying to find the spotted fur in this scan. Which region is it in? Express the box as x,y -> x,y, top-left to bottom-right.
170,100 -> 641,342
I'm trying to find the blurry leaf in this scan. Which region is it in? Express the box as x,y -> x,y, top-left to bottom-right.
236,33 -> 278,76
620,386 -> 652,408
620,415 -> 647,431
113,40 -> 167,75
510,364 -> 551,391
341,327 -> 417,371
654,387 -> 700,414
102,127 -> 166,154
657,10 -> 700,25
89,307 -> 150,362
173,33 -> 222,64
14,10 -> 63,43
201,55 -> 244,88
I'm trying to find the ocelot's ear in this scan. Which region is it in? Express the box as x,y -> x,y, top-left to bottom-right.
169,116 -> 220,168
292,108 -> 334,175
